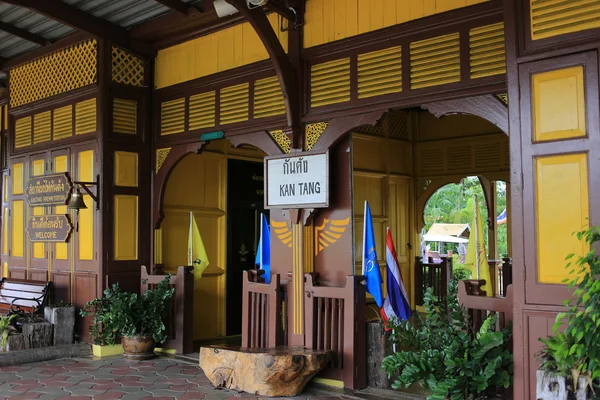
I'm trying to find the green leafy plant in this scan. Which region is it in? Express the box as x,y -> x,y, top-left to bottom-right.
382,281 -> 513,400
80,276 -> 175,346
0,314 -> 16,350
536,225 -> 600,393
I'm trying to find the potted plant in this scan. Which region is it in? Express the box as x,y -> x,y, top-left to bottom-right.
382,280 -> 513,400
0,315 -> 22,351
536,226 -> 600,399
44,301 -> 75,346
80,276 -> 174,360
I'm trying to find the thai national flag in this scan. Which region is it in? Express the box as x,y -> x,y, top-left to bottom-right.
497,208 -> 507,225
380,228 -> 412,330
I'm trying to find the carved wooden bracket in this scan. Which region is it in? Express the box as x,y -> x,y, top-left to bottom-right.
310,109 -> 386,152
225,0 -> 301,135
422,94 -> 509,135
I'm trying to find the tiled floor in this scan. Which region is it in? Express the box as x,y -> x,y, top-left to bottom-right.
0,357 -> 367,400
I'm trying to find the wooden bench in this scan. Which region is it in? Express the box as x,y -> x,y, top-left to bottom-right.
458,280 -> 513,332
0,278 -> 52,316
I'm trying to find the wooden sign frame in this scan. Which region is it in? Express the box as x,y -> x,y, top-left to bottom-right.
26,214 -> 74,243
25,173 -> 73,207
264,151 -> 330,209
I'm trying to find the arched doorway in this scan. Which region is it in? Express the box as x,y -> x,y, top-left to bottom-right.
159,139 -> 267,343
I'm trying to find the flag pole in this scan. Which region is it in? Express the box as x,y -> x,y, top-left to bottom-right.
474,195 -> 480,280
362,201 -> 367,275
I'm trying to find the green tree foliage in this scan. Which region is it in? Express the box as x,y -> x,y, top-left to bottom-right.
423,178 -> 508,257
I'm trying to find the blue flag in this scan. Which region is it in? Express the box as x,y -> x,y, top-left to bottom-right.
362,201 -> 383,307
255,213 -> 271,283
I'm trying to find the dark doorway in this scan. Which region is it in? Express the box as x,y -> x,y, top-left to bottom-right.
226,159 -> 268,336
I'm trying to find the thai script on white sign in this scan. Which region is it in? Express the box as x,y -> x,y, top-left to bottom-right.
265,152 -> 329,208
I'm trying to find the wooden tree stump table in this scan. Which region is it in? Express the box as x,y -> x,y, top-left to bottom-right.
199,345 -> 331,397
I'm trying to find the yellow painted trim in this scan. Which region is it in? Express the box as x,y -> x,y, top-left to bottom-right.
113,195 -> 139,261
532,66 -> 586,142
154,348 -> 176,355
535,153 -> 589,284
12,163 -> 24,195
155,14 -> 287,89
92,344 -> 123,357
312,378 -> 344,388
114,151 -> 139,188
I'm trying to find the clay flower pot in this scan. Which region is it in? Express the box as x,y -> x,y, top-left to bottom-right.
121,335 -> 156,360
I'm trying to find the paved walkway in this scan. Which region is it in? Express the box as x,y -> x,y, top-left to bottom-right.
0,357 -> 370,400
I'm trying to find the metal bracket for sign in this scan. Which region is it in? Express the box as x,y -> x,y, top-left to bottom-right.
263,150 -> 330,210
74,175 -> 100,210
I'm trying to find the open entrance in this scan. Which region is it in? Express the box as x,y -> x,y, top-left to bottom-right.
226,159 -> 268,336
160,139 -> 266,346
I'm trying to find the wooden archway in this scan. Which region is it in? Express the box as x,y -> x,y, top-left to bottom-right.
152,131 -> 283,229
421,94 -> 509,135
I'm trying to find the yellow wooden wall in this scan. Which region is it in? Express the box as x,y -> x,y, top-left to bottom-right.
351,114 -> 414,312
160,141 -> 265,340
304,0 -> 487,48
155,14 -> 288,89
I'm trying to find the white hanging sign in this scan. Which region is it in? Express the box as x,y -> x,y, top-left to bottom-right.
264,152 -> 329,209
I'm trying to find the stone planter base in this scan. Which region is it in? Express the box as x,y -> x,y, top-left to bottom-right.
2,333 -> 25,352
536,370 -> 589,399
44,306 -> 75,346
22,322 -> 53,349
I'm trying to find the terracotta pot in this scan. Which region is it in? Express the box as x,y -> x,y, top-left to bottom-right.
121,335 -> 155,360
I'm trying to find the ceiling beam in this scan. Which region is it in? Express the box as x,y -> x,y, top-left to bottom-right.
4,0 -> 151,56
154,0 -> 202,16
0,21 -> 50,46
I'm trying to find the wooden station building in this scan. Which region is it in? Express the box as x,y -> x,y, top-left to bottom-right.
0,0 -> 598,398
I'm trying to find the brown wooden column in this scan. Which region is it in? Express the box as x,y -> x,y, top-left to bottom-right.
504,1 -> 600,398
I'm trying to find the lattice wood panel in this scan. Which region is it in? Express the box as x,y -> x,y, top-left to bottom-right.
357,46 -> 402,99
75,98 -> 97,135
411,33 -> 460,89
10,40 -> 97,108
530,0 -> 600,40
269,130 -> 291,154
311,58 -> 351,107
305,122 -> 329,151
112,46 -> 144,87
33,111 -> 51,144
470,23 -> 506,79
14,117 -> 32,148
161,98 -> 185,136
189,91 -> 215,130
113,98 -> 137,135
220,83 -> 249,125
254,76 -> 286,118
53,105 -> 73,141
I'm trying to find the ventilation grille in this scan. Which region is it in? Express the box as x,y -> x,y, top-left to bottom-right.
113,99 -> 137,135
14,117 -> 32,148
357,46 -> 402,99
220,83 -> 249,125
410,33 -> 460,89
10,40 -> 97,108
419,149 -> 445,174
447,146 -> 472,171
389,111 -> 409,140
53,105 -> 73,141
75,98 -> 96,135
470,23 -> 506,79
112,46 -> 144,87
161,98 -> 185,136
189,91 -> 215,130
254,76 -> 286,118
33,111 -> 51,144
531,0 -> 600,40
311,58 -> 351,108
475,143 -> 502,169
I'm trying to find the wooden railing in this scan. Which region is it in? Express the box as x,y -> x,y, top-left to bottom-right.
489,257 -> 513,297
140,265 -> 193,354
304,274 -> 366,390
241,270 -> 284,348
458,279 -> 513,332
415,256 -> 453,306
